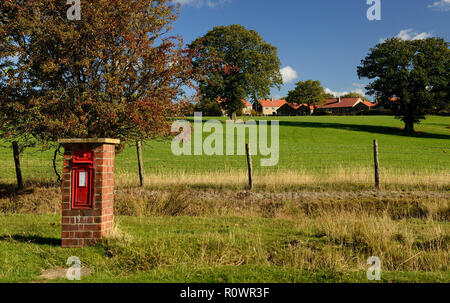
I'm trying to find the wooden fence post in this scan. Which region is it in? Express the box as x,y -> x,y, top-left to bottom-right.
245,144 -> 253,190
373,139 -> 380,189
136,140 -> 145,187
12,141 -> 23,190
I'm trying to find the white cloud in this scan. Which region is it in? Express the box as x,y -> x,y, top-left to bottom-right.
325,84 -> 368,98
397,29 -> 433,40
174,0 -> 231,8
428,0 -> 450,11
380,29 -> 433,43
325,88 -> 349,97
280,66 -> 298,84
353,88 -> 365,96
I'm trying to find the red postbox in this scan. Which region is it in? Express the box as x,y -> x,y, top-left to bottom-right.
71,150 -> 95,209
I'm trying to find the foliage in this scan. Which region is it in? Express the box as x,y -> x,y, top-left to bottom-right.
340,92 -> 369,101
286,80 -> 327,111
189,24 -> 283,117
358,38 -> 450,134
0,0 -> 205,143
194,99 -> 223,117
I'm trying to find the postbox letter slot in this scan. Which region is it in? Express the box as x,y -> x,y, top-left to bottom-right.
79,171 -> 87,187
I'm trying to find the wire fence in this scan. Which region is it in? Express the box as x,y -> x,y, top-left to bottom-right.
0,141 -> 449,185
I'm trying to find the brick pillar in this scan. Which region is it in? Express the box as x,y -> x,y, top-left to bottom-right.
58,139 -> 120,248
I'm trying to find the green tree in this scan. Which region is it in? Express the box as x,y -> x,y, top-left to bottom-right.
194,99 -> 223,117
358,38 -> 449,134
189,24 -> 283,119
286,80 -> 327,114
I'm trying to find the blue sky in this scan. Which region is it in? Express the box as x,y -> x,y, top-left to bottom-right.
172,0 -> 450,100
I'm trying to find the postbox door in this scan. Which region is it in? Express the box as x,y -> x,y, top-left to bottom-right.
72,167 -> 94,209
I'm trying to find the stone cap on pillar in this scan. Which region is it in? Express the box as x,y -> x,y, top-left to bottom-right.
58,138 -> 121,145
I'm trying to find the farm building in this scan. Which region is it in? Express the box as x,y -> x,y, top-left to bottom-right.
254,98 -> 287,116
277,103 -> 315,116
319,97 -> 376,114
242,100 -> 253,116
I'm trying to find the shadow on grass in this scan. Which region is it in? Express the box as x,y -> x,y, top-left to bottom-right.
278,121 -> 450,140
0,181 -> 60,199
0,184 -> 34,199
0,234 -> 60,246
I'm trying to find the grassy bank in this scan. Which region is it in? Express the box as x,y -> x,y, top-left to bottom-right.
0,211 -> 448,283
0,187 -> 448,283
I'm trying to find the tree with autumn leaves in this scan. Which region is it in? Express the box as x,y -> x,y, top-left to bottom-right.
0,0 -> 214,187
0,0 -> 205,144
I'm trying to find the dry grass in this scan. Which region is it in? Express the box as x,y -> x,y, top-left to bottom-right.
0,171 -> 448,277
114,168 -> 450,191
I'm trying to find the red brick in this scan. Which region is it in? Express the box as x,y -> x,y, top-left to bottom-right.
62,239 -> 81,248
74,231 -> 93,238
93,231 -> 103,238
62,168 -> 71,174
61,142 -> 118,248
94,152 -> 114,159
83,224 -> 102,231
62,224 -> 84,231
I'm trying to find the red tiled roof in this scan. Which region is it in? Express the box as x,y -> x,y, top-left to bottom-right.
291,104 -> 315,110
321,98 -> 361,109
361,101 -> 376,108
258,99 -> 287,108
242,99 -> 252,107
273,100 -> 287,107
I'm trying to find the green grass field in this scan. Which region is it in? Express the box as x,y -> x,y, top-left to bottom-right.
0,213 -> 448,283
0,115 -> 448,283
0,115 -> 449,185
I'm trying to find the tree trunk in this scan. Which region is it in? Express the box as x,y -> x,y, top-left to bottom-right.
136,140 -> 144,187
12,141 -> 23,190
404,120 -> 415,135
231,112 -> 237,121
